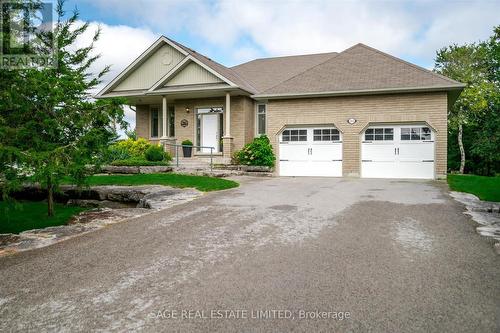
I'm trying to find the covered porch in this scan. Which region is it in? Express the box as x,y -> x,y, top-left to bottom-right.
122,88 -> 254,164
95,36 -> 258,163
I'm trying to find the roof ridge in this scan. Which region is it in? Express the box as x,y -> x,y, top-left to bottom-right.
232,51 -> 338,68
260,45 -> 359,94
354,43 -> 463,85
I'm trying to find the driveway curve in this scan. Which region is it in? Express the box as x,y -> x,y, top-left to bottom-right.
1,177 -> 498,332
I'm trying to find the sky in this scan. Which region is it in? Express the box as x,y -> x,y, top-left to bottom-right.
62,0 -> 500,131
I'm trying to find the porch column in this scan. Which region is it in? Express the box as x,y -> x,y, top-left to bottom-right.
222,92 -> 233,163
161,96 -> 167,138
225,92 -> 231,136
160,96 -> 176,156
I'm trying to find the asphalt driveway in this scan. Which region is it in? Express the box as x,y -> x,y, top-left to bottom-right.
1,177 -> 499,332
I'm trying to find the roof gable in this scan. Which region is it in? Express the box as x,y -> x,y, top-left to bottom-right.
164,61 -> 224,87
260,43 -> 463,96
113,43 -> 185,91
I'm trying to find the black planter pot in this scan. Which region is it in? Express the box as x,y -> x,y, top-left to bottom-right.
182,146 -> 193,158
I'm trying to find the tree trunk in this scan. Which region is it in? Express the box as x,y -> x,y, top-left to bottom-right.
458,123 -> 466,174
47,179 -> 54,217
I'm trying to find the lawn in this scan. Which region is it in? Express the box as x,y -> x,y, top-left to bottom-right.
80,173 -> 239,192
0,201 -> 87,234
447,174 -> 500,202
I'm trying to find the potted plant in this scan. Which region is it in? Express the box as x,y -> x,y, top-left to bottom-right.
182,139 -> 193,158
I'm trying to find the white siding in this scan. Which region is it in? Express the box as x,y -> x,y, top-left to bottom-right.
114,44 -> 185,91
165,62 -> 223,86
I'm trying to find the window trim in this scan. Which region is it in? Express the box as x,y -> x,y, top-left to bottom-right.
255,103 -> 267,137
167,105 -> 175,138
149,105 -> 162,139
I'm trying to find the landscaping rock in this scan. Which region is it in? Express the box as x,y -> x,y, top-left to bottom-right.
0,234 -> 21,246
139,166 -> 172,174
101,165 -> 140,174
67,199 -> 135,209
450,191 -> 500,252
240,165 -> 273,172
0,185 -> 202,256
100,165 -> 173,174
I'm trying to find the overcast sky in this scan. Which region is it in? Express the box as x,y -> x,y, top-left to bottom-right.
64,0 -> 500,131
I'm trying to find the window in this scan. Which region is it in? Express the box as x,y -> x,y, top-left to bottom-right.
257,104 -> 266,135
401,127 -> 431,141
365,128 -> 393,141
150,106 -> 163,138
167,106 -> 175,137
313,128 -> 340,141
282,129 -> 307,142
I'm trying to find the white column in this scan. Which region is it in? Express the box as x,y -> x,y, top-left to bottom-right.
162,96 -> 167,138
225,92 -> 231,137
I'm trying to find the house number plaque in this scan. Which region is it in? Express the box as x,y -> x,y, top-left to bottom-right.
180,119 -> 189,127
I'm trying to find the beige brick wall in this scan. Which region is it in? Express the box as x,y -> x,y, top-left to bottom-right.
229,96 -> 255,151
135,105 -> 150,139
266,92 -> 448,178
135,95 -> 254,158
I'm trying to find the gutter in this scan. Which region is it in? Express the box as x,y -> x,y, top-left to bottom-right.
252,84 -> 466,100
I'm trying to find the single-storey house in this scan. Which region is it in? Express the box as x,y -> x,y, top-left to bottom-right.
97,36 -> 464,179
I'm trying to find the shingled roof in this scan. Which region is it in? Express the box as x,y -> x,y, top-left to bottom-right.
97,37 -> 464,99
252,43 -> 464,97
231,52 -> 338,92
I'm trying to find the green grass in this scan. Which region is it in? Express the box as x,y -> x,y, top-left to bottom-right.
447,174 -> 500,202
0,201 -> 87,234
79,173 -> 239,192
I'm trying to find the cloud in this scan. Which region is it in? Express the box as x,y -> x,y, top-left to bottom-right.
72,21 -> 158,133
78,0 -> 499,68
71,0 -> 500,134
73,21 -> 157,90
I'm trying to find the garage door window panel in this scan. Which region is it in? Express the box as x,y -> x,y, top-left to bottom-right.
282,129 -> 307,142
365,128 -> 394,141
401,127 -> 432,141
313,128 -> 340,142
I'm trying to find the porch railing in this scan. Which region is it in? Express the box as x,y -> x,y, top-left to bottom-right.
162,142 -> 215,171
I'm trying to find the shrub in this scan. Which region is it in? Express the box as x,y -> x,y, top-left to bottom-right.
106,145 -> 131,162
145,145 -> 166,161
182,139 -> 193,146
233,135 -> 275,167
115,138 -> 151,157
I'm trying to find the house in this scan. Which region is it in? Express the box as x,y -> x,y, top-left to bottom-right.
97,36 -> 464,179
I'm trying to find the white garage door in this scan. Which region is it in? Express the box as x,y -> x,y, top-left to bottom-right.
279,127 -> 342,177
361,125 -> 435,179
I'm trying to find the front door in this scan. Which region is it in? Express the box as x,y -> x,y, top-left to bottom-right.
197,107 -> 222,154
